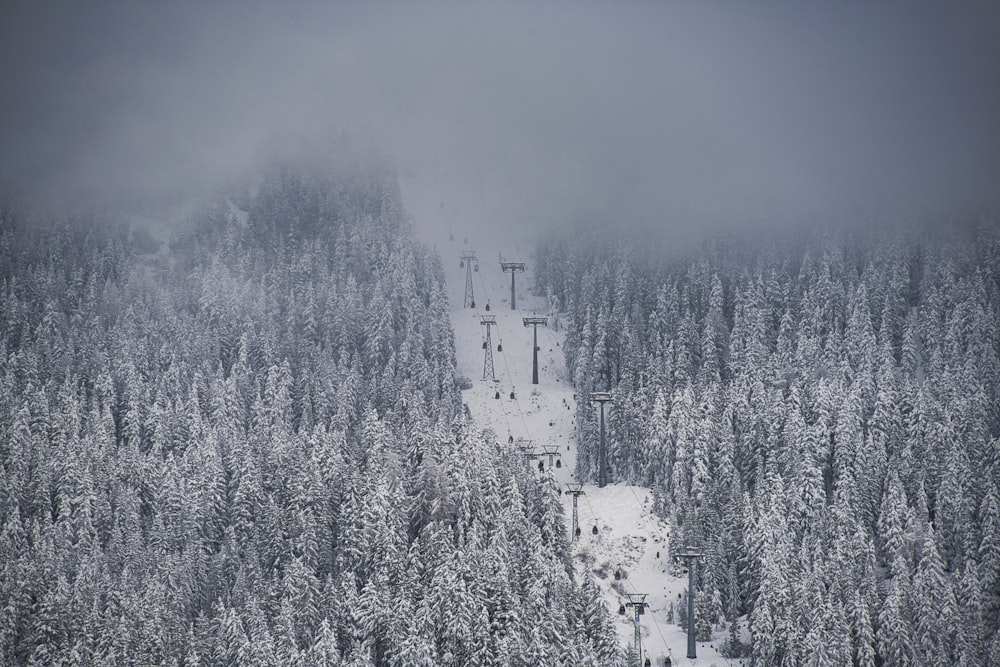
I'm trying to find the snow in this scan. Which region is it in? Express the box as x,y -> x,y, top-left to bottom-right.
401,175 -> 742,666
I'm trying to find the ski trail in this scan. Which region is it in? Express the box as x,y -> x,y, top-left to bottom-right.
401,175 -> 739,666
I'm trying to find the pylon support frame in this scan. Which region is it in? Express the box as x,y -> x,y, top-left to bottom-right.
592,391 -> 612,487
461,251 -> 478,308
678,549 -> 703,659
566,482 -> 584,541
501,262 -> 525,310
522,316 -> 548,384
623,593 -> 649,667
480,315 -> 496,379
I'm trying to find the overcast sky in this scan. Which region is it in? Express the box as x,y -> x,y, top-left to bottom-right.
1,1 -> 998,234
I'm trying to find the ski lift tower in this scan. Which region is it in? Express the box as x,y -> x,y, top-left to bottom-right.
565,482 -> 584,541
522,316 -> 548,384
480,315 -> 496,380
501,261 -> 525,309
678,547 -> 704,659
623,593 -> 650,667
591,391 -> 612,487
460,251 -> 478,308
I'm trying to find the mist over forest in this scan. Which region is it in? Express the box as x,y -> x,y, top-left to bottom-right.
3,1 -> 999,232
2,1 -> 999,666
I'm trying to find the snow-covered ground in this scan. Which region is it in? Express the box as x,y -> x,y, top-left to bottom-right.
402,176 -> 738,667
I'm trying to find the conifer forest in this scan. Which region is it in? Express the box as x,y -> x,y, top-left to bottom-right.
536,225 -> 1000,664
3,2 -> 1000,666
0,155 -> 620,665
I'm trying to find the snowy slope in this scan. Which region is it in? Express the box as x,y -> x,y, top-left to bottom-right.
401,175 -> 739,667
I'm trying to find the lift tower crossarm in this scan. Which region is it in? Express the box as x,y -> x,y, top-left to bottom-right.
540,443 -> 561,469
500,262 -> 525,309
522,316 -> 548,384
517,439 -> 540,464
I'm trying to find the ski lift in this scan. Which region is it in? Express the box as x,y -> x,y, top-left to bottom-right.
495,390 -> 500,400
537,461 -> 544,472
614,569 -> 622,581
592,525 -> 598,535
485,301 -> 490,312
508,434 -> 514,443
482,341 -> 488,350
497,341 -> 503,352
471,300 -> 476,308
555,459 -> 562,469
474,263 -> 479,272
618,603 -> 626,615
460,260 -> 464,268
575,526 -> 581,537
644,658 -> 651,667
638,606 -> 645,615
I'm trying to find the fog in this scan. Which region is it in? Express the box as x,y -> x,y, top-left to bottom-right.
2,1 -> 998,237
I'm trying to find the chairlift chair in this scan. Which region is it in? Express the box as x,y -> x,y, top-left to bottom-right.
618,603 -> 626,615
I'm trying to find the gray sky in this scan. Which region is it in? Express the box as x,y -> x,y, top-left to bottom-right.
2,1 -> 998,233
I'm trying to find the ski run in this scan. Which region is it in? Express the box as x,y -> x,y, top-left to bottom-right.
404,182 -> 740,666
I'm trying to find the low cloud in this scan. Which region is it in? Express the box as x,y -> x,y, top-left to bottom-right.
1,1 -> 998,233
